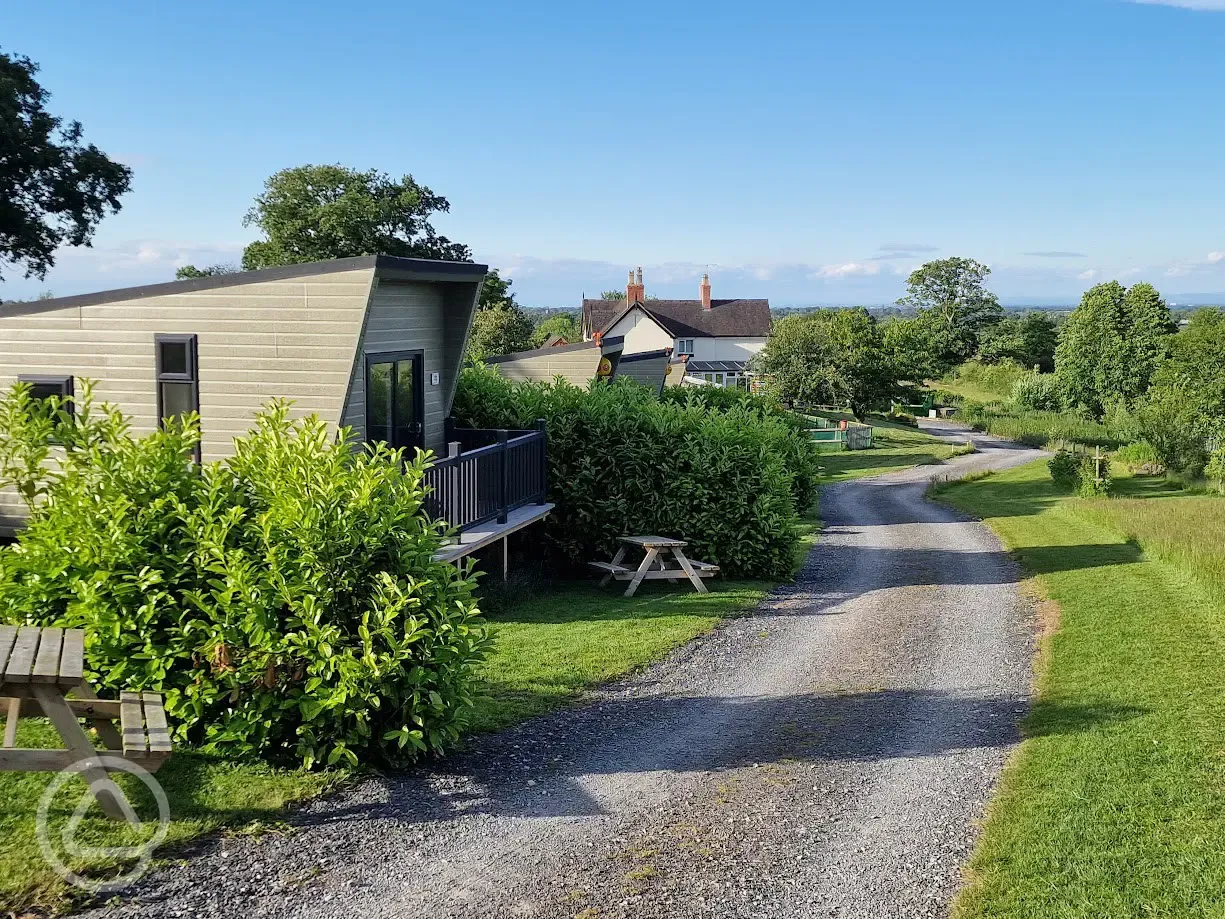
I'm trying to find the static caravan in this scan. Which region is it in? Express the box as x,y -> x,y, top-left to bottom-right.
0,255 -> 552,557
485,335 -> 626,386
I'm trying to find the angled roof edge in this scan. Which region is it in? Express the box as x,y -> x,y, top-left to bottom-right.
485,335 -> 625,365
617,348 -> 671,364
0,255 -> 488,318
599,301 -> 673,338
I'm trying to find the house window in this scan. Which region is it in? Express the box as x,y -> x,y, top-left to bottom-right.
155,333 -> 200,431
677,339 -> 695,355
18,375 -> 74,416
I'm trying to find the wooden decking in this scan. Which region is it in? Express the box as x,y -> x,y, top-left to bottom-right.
433,503 -> 555,563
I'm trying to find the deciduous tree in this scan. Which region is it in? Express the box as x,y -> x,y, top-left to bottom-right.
466,304 -> 535,361
532,313 -> 579,346
1055,281 -> 1175,415
241,165 -> 470,270
756,308 -> 898,418
0,49 -> 132,282
897,258 -> 1004,370
175,263 -> 238,280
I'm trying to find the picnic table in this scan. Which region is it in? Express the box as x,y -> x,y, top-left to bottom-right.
0,625 -> 172,820
589,535 -> 720,598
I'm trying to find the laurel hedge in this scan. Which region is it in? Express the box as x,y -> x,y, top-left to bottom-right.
452,368 -> 817,578
0,384 -> 485,768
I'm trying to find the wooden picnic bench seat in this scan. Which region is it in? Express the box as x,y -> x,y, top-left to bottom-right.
588,560 -> 632,576
0,625 -> 173,819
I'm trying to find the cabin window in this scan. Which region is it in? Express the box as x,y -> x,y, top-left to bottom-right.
155,334 -> 200,454
677,339 -> 695,355
18,375 -> 74,416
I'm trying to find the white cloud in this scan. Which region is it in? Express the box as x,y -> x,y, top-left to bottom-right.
1129,0 -> 1225,8
1078,269 -> 1098,281
1207,251 -> 1225,263
810,262 -> 882,280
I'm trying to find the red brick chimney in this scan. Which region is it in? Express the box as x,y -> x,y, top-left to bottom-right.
626,266 -> 645,304
700,272 -> 712,309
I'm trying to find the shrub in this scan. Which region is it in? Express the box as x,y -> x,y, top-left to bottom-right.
0,387 -> 485,767
659,386 -> 819,511
1012,373 -> 1063,412
453,369 -> 814,578
951,359 -> 1028,400
1048,449 -> 1082,491
957,400 -> 1127,449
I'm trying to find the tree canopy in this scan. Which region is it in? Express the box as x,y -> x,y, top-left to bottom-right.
532,313 -> 579,346
175,263 -> 238,280
478,268 -> 518,311
897,258 -> 1004,370
0,49 -> 132,282
756,308 -> 899,418
466,304 -> 535,362
978,312 -> 1059,372
240,165 -> 470,270
1055,281 -> 1175,415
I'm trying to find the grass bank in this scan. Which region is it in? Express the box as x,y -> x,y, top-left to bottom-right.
934,462 -> 1225,917
1,513 -> 818,914
818,421 -> 956,482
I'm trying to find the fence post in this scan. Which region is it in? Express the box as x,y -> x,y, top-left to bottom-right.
535,418 -> 548,505
497,429 -> 509,524
444,416 -> 455,445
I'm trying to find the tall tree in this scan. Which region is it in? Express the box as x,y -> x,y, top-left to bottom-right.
240,165 -> 470,270
175,263 -> 238,280
466,304 -> 535,361
897,258 -> 1004,370
0,49 -> 132,282
478,268 -> 518,310
755,308 -> 899,418
1055,280 -> 1175,415
600,290 -> 624,300
978,312 -> 1059,372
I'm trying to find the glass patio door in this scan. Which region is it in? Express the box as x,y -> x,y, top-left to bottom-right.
366,351 -> 424,453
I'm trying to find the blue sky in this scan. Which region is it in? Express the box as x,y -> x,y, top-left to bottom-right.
3,0 -> 1225,306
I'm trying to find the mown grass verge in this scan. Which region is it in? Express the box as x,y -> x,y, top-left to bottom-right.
818,421 -> 956,482
934,461 -> 1225,918
1,512 -> 819,915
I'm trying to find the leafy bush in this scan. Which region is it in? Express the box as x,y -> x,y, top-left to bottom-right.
1048,449 -> 1082,490
0,385 -> 485,767
453,369 -> 814,578
950,359 -> 1028,400
1048,447 -> 1112,496
659,386 -> 818,511
1012,372 -> 1063,411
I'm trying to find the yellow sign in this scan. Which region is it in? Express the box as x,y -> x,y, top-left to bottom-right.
597,357 -> 613,377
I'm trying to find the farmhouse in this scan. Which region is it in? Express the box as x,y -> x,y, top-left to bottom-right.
580,268 -> 771,388
0,255 -> 552,554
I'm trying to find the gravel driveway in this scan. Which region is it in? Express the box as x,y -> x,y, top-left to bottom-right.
84,424 -> 1044,919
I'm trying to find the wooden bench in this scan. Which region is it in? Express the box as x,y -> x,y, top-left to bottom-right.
0,625 -> 172,819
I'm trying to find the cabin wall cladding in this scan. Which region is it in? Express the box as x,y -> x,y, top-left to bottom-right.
0,267 -> 378,533
340,279 -> 448,454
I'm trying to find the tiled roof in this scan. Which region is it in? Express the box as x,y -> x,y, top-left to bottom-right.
582,298 -> 771,339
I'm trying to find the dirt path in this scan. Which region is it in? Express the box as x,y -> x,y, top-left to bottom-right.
87,425 -> 1044,919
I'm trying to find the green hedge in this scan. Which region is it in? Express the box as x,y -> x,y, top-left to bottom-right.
453,369 -> 816,578
0,385 -> 485,768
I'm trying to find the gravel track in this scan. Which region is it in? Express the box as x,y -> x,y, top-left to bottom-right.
83,423 -> 1044,919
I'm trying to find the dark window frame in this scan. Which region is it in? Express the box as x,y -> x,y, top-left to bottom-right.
18,374 -> 75,416
364,349 -> 425,453
155,334 -> 201,460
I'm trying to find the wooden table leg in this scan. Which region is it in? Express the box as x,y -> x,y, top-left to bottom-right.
601,545 -> 627,587
624,547 -> 660,598
31,685 -> 134,821
70,683 -> 123,751
672,547 -> 709,594
2,697 -> 18,748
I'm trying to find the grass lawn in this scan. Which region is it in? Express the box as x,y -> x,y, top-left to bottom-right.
1,514 -> 819,914
818,421 -> 956,482
0,720 -> 341,915
933,376 -> 1011,404
934,462 -> 1225,918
